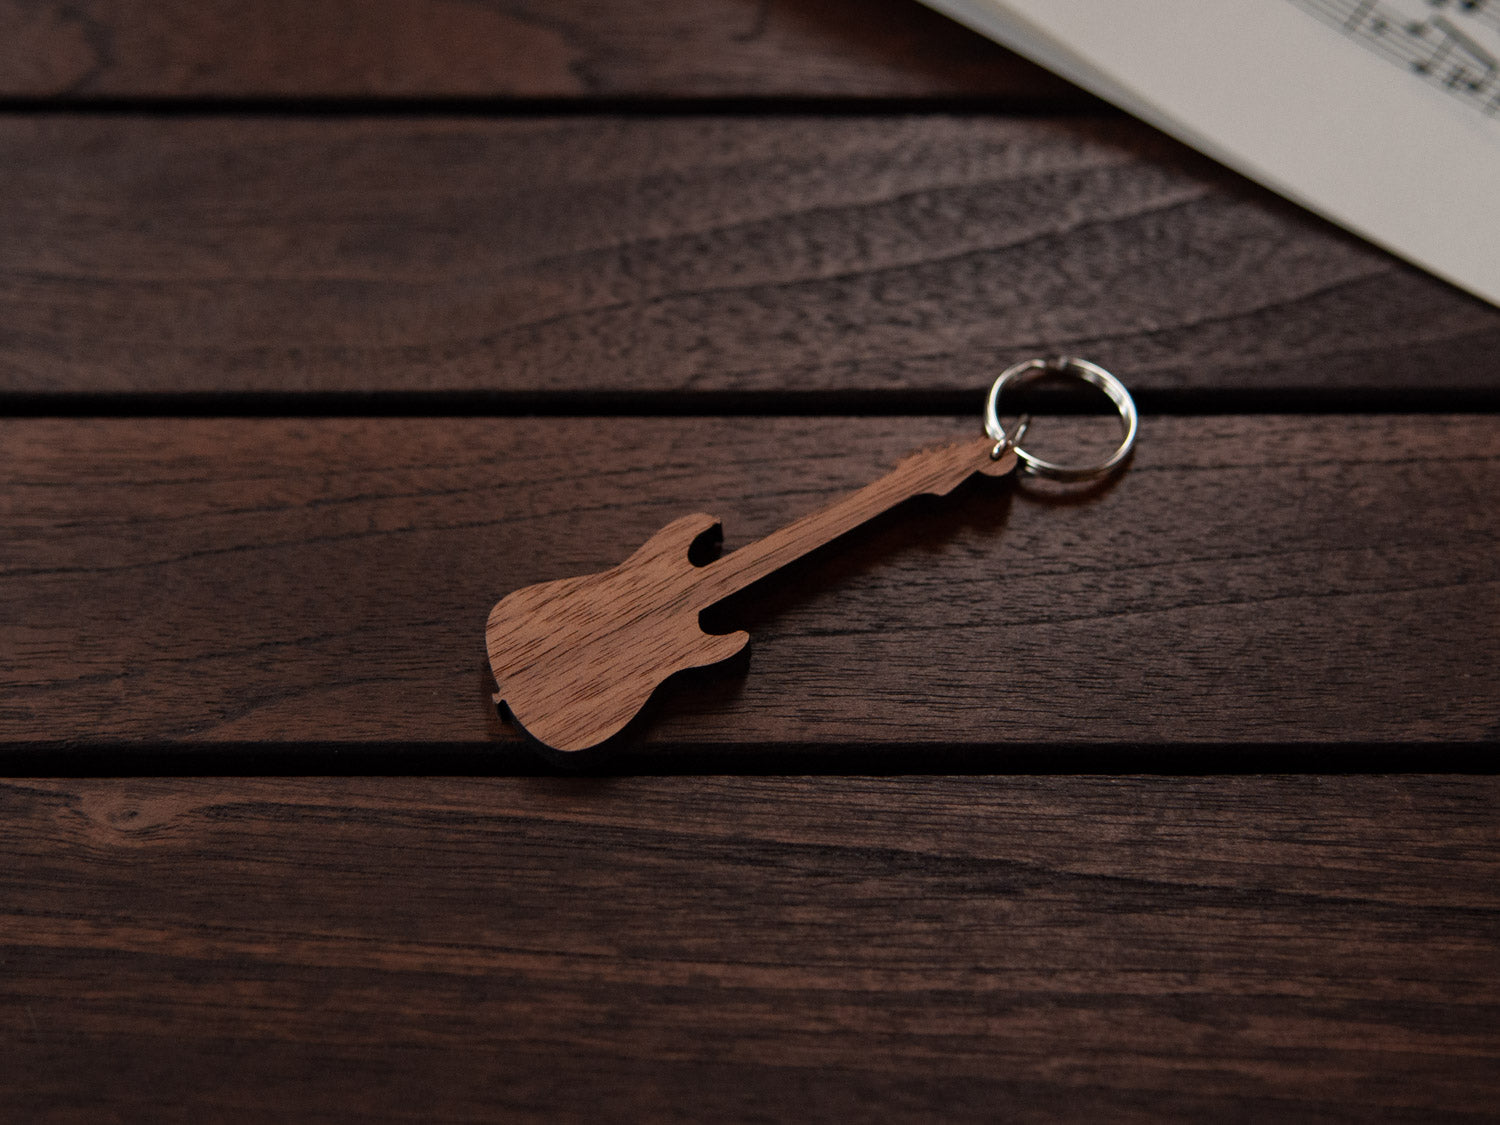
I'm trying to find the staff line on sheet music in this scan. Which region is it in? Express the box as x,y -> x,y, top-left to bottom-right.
1290,0 -> 1500,115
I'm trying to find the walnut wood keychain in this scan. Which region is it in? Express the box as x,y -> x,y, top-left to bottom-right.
487,357 -> 1138,753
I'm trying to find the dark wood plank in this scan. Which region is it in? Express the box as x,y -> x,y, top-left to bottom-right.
3,116 -> 1496,397
4,414 -> 1497,750
0,0 -> 1073,100
2,775 -> 1497,1121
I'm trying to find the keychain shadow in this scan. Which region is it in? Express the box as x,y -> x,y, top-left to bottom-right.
495,463 -> 1131,774
1005,450 -> 1136,509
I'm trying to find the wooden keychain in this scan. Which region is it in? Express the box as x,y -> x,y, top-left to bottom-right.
486,356 -> 1138,754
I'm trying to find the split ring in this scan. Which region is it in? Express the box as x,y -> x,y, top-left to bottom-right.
984,357 -> 1138,482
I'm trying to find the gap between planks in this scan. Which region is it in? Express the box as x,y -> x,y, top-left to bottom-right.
6,388 -> 1500,419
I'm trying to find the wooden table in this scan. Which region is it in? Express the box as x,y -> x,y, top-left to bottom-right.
4,2 -> 1498,1119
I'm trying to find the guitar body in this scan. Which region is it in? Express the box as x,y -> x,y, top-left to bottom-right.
487,512 -> 750,753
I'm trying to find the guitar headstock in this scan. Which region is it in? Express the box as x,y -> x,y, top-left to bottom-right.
893,435 -> 1019,496
977,444 -> 1019,477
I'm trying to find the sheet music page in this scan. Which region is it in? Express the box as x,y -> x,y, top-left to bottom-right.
919,0 -> 1500,307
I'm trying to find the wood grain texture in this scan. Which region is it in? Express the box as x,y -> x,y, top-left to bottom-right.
2,774 -> 1497,1121
0,0 -> 1073,99
4,414 -> 1497,751
488,437 -> 1016,752
3,116 -> 1497,397
7,7 -> 1493,1119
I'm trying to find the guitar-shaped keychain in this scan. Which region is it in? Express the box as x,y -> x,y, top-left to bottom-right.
487,357 -> 1137,754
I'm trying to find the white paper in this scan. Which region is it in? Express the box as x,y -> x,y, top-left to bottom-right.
919,0 -> 1500,307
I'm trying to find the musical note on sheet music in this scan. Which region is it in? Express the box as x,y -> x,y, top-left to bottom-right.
917,0 -> 1500,302
1290,0 -> 1500,116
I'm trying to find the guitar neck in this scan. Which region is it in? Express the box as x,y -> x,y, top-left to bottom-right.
696,434 -> 1008,604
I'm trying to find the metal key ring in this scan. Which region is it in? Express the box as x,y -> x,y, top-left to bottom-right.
985,356 -> 1138,482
